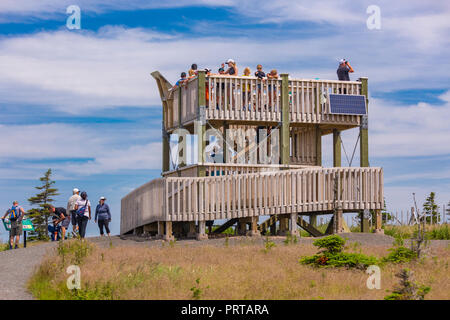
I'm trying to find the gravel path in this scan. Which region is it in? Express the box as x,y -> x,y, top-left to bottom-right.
0,233 -> 448,300
0,242 -> 57,300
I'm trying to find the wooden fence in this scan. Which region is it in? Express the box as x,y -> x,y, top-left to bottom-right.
120,167 -> 383,234
165,75 -> 363,130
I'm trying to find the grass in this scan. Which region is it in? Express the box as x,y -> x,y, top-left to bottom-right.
28,238 -> 450,300
384,224 -> 450,240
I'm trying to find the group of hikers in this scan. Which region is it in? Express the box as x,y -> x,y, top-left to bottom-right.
174,58 -> 355,88
1,188 -> 112,249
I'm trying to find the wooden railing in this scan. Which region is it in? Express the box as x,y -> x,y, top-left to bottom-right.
164,167 -> 383,222
162,163 -> 316,178
122,167 -> 383,233
166,75 -> 363,130
120,178 -> 165,234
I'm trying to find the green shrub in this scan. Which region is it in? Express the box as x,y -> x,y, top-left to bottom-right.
383,246 -> 417,264
312,235 -> 346,254
299,235 -> 378,270
384,269 -> 430,300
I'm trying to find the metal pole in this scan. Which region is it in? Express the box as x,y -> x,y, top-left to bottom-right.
23,231 -> 27,248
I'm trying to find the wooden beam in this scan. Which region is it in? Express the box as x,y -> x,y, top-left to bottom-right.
280,73 -> 290,166
211,218 -> 238,234
197,71 -> 207,177
360,77 -> 369,167
259,215 -> 279,234
297,216 -> 324,237
315,125 -> 322,166
333,129 -> 341,167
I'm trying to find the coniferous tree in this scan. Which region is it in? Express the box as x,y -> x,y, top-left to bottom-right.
422,192 -> 439,224
27,169 -> 59,240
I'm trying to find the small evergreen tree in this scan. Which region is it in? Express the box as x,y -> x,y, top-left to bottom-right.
27,169 -> 59,240
422,192 -> 439,224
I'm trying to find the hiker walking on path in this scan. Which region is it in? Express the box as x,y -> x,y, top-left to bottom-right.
67,188 -> 80,237
74,192 -> 91,239
95,196 -> 111,237
49,205 -> 69,240
1,201 -> 25,249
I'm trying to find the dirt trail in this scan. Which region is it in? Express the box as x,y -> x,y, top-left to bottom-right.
0,242 -> 57,300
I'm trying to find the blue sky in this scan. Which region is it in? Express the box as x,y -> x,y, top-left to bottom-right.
1,0 -> 450,240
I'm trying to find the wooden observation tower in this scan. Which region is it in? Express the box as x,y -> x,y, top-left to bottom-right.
121,70 -> 384,240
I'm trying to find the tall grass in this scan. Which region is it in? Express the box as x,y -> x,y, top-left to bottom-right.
28,240 -> 450,300
384,224 -> 450,240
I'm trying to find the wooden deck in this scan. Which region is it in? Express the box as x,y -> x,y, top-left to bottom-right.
121,166 -> 383,235
165,74 -> 362,131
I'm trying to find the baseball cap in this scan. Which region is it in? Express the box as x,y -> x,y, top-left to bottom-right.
225,59 -> 235,64
339,59 -> 346,64
100,196 -> 106,200
73,188 -> 79,193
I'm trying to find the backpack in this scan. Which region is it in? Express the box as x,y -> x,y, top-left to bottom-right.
76,200 -> 88,218
8,206 -> 21,221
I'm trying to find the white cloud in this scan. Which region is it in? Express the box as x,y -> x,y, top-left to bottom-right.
0,122 -> 162,179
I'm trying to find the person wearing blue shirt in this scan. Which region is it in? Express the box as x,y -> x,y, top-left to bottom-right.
95,196 -> 111,237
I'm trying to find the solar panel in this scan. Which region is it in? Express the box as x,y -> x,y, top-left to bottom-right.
329,94 -> 367,115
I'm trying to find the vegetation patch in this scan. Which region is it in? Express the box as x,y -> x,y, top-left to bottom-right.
299,235 -> 378,270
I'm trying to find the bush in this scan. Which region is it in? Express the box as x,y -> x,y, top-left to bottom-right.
299,235 -> 378,270
383,246 -> 417,264
427,224 -> 450,240
384,269 -> 430,300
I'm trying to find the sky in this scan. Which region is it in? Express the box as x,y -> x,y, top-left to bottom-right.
1,0 -> 449,240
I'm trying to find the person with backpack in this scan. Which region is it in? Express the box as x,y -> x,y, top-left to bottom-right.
67,188 -> 81,237
95,196 -> 111,237
74,191 -> 91,239
1,201 -> 25,249
49,205 -> 69,240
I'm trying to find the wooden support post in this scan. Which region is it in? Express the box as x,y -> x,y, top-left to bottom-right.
249,216 -> 261,237
289,213 -> 300,237
197,70 -> 207,177
187,221 -> 196,238
280,73 -> 290,166
359,77 -> 369,168
223,122 -> 229,164
333,129 -> 341,167
163,221 -> 174,241
315,125 -> 322,166
310,215 -> 317,228
157,221 -> 164,239
334,208 -> 344,234
237,219 -> 247,236
374,209 -> 384,234
270,218 -> 276,236
278,215 -> 289,236
196,220 -> 208,240
360,210 -> 370,233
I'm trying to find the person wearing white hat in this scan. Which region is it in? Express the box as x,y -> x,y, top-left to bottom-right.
95,196 -> 111,237
67,188 -> 81,236
337,58 -> 354,81
224,59 -> 237,76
